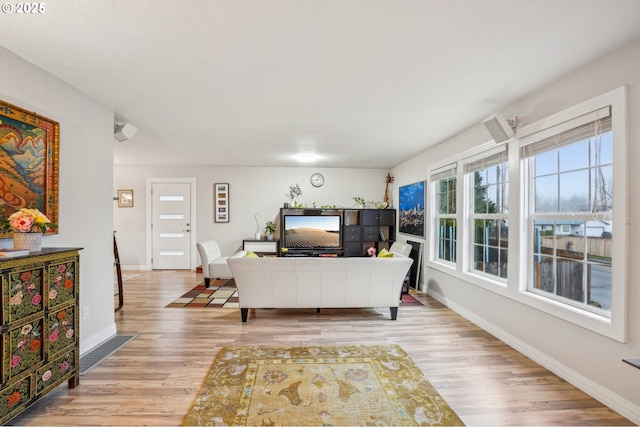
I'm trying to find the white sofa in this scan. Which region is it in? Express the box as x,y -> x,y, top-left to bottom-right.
227,253 -> 413,322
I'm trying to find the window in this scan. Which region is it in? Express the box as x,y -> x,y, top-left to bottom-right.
431,164 -> 457,264
465,148 -> 509,279
522,107 -> 613,316
425,87 -> 626,340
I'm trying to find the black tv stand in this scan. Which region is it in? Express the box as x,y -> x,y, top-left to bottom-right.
281,250 -> 343,257
279,207 -> 397,257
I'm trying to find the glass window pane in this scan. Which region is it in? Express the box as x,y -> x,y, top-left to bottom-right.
485,165 -> 500,185
587,262 -> 611,311
533,221 -> 554,256
438,218 -> 457,262
499,249 -> 508,278
555,259 -> 584,303
559,140 -> 589,172
486,184 -> 498,213
559,170 -> 589,212
591,165 -> 613,213
535,149 -> 557,176
535,175 -> 558,212
590,133 -> 613,166
533,255 -> 554,293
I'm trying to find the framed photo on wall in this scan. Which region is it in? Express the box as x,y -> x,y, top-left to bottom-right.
117,189 -> 134,207
214,183 -> 229,223
0,99 -> 60,235
399,181 -> 425,237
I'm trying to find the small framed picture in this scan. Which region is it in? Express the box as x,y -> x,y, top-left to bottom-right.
214,183 -> 229,223
117,189 -> 134,208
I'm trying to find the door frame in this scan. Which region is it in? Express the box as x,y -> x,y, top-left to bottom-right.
145,177 -> 198,270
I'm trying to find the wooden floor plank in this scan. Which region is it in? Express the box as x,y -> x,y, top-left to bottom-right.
10,270 -> 633,426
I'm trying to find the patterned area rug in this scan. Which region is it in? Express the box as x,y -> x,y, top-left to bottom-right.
167,279 -> 423,309
183,344 -> 463,426
166,279 -> 239,308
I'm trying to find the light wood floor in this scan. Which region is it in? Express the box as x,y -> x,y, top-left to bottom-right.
11,270 -> 633,426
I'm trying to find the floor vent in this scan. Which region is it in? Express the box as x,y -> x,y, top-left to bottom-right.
79,334 -> 135,375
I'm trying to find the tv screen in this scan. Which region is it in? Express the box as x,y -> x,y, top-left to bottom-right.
283,215 -> 341,249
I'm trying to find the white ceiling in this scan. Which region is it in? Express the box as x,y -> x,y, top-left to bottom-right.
2,0 -> 640,168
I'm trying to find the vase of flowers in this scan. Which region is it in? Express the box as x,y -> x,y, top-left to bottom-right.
2,208 -> 57,252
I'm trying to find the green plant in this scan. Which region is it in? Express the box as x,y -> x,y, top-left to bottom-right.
264,221 -> 276,235
353,196 -> 366,208
286,184 -> 302,201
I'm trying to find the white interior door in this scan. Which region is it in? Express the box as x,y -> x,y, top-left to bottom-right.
151,182 -> 192,269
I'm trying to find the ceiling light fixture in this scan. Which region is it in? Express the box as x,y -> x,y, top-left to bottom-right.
296,152 -> 319,163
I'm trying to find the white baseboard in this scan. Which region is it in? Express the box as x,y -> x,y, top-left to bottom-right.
428,288 -> 640,425
121,264 -> 151,270
79,322 -> 118,356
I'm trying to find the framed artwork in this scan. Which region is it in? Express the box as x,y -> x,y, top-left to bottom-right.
214,183 -> 229,223
0,99 -> 59,235
117,189 -> 134,207
399,181 -> 425,237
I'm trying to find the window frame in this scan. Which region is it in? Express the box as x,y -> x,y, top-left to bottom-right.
425,86 -> 627,342
517,86 -> 627,342
465,146 -> 510,283
429,163 -> 458,268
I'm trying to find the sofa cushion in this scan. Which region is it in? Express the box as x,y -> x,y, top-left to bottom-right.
377,248 -> 394,258
244,251 -> 259,258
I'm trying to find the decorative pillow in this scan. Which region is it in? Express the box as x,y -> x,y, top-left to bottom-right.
377,248 -> 394,258
244,251 -> 259,258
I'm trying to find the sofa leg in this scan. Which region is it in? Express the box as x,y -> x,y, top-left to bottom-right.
204,278 -> 210,288
390,307 -> 398,320
241,308 -> 248,323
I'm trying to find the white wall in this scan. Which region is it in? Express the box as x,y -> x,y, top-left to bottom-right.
113,165 -> 390,268
391,37 -> 640,423
0,47 -> 117,354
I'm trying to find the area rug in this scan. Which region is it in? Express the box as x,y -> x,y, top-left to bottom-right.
167,279 -> 423,309
166,279 -> 239,308
183,344 -> 464,426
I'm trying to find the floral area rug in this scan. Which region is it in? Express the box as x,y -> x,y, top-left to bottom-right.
182,344 -> 464,426
167,279 -> 423,309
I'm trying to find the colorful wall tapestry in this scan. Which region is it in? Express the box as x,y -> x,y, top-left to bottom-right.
0,100 -> 59,235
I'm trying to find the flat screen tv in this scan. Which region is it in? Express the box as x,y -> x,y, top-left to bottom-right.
283,214 -> 342,250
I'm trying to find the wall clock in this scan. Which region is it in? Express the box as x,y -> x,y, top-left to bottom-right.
310,173 -> 324,187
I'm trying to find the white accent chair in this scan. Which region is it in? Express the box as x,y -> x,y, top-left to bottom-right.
389,241 -> 412,257
390,242 -> 413,296
196,240 -> 233,287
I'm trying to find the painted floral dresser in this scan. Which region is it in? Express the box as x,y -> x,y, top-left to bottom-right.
0,248 -> 81,424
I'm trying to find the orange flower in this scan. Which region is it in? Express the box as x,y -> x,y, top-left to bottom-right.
57,310 -> 67,320
30,339 -> 41,352
8,391 -> 21,406
64,279 -> 74,289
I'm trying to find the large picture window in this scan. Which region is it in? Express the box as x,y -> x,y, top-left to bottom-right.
522,107 -> 613,316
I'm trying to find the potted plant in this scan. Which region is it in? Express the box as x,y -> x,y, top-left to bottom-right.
264,221 -> 277,240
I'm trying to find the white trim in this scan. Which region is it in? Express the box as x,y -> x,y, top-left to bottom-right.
79,323 -> 118,356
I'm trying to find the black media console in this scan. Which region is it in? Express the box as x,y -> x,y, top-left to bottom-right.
278,207 -> 396,257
